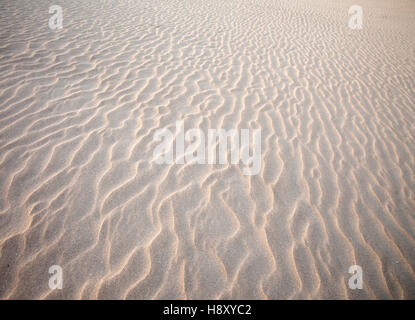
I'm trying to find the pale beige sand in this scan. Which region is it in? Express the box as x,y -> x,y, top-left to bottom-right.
1,0 -> 415,299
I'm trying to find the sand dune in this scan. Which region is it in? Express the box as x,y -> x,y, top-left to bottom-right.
1,0 -> 415,299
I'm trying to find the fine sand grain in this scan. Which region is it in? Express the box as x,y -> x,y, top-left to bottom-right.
1,0 -> 415,299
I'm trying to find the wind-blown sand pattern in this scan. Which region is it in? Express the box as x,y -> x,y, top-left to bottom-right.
1,0 -> 415,299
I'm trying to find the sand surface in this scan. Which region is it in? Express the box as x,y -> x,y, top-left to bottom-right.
1,0 -> 415,299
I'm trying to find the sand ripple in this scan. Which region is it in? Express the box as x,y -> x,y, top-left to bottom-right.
1,0 -> 415,299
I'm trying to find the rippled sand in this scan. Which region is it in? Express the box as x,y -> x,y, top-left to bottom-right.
1,0 -> 415,299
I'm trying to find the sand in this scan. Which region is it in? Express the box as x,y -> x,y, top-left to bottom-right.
0,0 -> 415,299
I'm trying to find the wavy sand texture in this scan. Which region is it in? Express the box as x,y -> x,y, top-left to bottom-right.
1,0 -> 415,299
